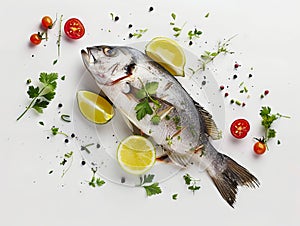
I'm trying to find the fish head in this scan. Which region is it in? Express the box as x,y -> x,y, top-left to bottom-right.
81,45 -> 137,85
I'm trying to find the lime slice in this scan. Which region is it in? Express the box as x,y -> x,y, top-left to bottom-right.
145,37 -> 186,76
117,135 -> 156,175
77,90 -> 114,124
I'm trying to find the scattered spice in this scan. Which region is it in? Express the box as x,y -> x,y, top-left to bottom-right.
224,92 -> 229,97
71,133 -> 75,138
58,103 -> 63,108
264,90 -> 269,95
149,6 -> 154,12
26,79 -> 32,84
220,85 -> 225,90
128,24 -> 132,28
233,74 -> 238,79
234,63 -> 241,69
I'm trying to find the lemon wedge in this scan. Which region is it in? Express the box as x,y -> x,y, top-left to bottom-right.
117,135 -> 156,175
145,37 -> 186,76
77,90 -> 114,124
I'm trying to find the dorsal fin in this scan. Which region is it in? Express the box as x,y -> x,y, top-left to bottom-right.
193,101 -> 221,140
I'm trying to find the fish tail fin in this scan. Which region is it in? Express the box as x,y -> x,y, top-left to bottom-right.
206,152 -> 260,208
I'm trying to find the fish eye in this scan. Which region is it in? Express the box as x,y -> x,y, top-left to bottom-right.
103,47 -> 115,57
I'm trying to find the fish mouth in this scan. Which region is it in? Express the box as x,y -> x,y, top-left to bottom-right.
81,48 -> 97,67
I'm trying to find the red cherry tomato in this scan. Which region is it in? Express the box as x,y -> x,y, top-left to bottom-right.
41,16 -> 53,29
64,18 -> 85,39
230,119 -> 250,139
30,33 -> 42,45
253,141 -> 266,155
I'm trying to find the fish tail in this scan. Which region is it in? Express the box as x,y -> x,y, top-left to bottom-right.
206,146 -> 260,207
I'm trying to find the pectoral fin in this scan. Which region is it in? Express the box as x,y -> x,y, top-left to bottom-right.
193,101 -> 221,140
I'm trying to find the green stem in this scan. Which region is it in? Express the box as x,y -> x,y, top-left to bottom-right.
16,87 -> 46,121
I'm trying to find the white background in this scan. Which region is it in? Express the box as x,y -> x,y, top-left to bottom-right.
1,0 -> 299,225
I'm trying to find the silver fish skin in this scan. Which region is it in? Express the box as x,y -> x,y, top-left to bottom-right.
81,45 -> 259,207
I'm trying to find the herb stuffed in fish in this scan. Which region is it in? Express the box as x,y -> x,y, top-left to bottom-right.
81,45 -> 259,207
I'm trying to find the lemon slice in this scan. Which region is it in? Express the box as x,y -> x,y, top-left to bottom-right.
77,90 -> 114,124
117,135 -> 156,175
145,37 -> 186,76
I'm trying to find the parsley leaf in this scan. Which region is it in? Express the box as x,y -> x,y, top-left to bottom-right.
139,174 -> 155,185
143,183 -> 162,196
139,174 -> 162,197
151,115 -> 161,125
135,100 -> 153,121
172,193 -> 178,200
17,72 -> 59,121
257,106 -> 290,149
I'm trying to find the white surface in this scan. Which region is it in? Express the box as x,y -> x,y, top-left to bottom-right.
1,0 -> 299,226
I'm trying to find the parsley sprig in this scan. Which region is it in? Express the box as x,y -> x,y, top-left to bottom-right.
134,79 -> 161,123
187,28 -> 202,40
61,151 -> 73,178
256,106 -> 290,149
183,173 -> 201,193
17,72 -> 58,121
139,174 -> 162,197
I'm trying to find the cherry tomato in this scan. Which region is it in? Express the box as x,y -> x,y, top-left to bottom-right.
253,141 -> 266,155
64,18 -> 85,39
230,118 -> 250,139
41,16 -> 53,29
30,33 -> 42,45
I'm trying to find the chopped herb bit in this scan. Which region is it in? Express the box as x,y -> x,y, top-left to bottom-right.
49,170 -> 53,174
166,135 -> 173,146
151,115 -> 160,125
172,115 -> 180,125
61,75 -> 65,81
51,127 -> 68,137
131,29 -> 148,38
17,72 -> 58,121
277,140 -> 281,145
88,168 -> 105,188
39,121 -> 44,126
165,115 -> 171,120
183,174 -> 201,193
205,12 -> 210,18
61,114 -> 71,122
172,193 -> 178,200
187,28 -> 202,40
171,13 -> 176,20
60,158 -> 67,165
64,151 -> 73,158
235,100 -> 241,106
26,79 -> 32,84
53,59 -> 58,65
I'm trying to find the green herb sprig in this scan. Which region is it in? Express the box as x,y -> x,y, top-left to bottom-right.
139,174 -> 162,197
187,28 -> 202,40
17,72 -> 58,121
135,79 -> 161,122
51,127 -> 68,137
183,173 -> 201,193
256,106 -> 290,149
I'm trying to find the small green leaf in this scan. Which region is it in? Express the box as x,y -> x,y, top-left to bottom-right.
151,115 -> 160,125
135,100 -> 153,121
173,27 -> 181,32
96,178 -> 105,187
172,194 -> 178,200
42,91 -> 55,101
145,82 -> 159,95
139,174 -> 155,185
27,86 -> 40,98
205,12 -> 210,18
171,13 -> 176,20
143,183 -> 162,196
